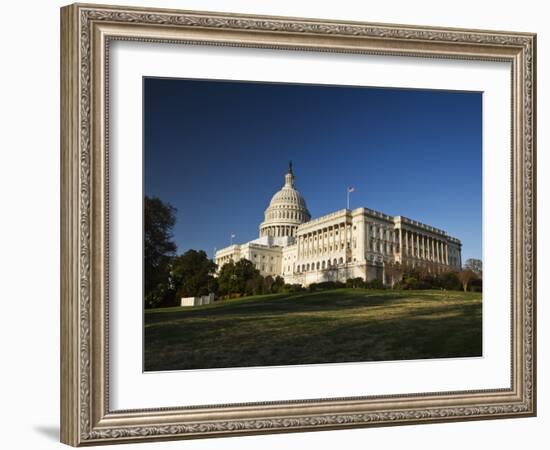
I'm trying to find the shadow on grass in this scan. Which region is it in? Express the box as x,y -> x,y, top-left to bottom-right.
144,290 -> 482,371
145,289 -> 475,323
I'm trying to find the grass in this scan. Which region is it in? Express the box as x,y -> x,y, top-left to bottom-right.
144,288 -> 482,371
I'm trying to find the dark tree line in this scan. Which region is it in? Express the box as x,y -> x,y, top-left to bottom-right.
144,196 -> 289,308
145,196 -> 221,308
144,196 -> 177,308
217,259 -> 286,298
384,259 -> 482,292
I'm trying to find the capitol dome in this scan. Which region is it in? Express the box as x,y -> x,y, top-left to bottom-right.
259,162 -> 311,238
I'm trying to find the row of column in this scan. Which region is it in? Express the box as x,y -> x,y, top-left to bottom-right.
262,225 -> 297,237
297,222 -> 351,259
399,228 -> 449,265
267,210 -> 306,222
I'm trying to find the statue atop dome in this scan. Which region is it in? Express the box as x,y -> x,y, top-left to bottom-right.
285,160 -> 295,187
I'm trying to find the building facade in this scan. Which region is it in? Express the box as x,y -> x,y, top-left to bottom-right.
215,164 -> 462,286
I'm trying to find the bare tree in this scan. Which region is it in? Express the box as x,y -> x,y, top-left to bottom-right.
458,269 -> 477,292
384,261 -> 405,288
464,258 -> 483,277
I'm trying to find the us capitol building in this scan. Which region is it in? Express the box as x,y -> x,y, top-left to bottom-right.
215,164 -> 462,286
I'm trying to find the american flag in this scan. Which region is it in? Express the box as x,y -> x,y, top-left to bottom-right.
230,233 -> 236,239
347,186 -> 355,193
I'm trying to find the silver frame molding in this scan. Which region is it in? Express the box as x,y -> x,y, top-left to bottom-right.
60,3 -> 536,446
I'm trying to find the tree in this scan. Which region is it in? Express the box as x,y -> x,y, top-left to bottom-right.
218,260 -> 237,296
234,259 -> 260,294
464,258 -> 483,277
171,249 -> 217,299
218,258 -> 260,296
271,276 -> 285,293
245,273 -> 265,296
384,261 -> 405,288
144,196 -> 177,308
458,269 -> 478,292
437,271 -> 461,291
263,275 -> 274,293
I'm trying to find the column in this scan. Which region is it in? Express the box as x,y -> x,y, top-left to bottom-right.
355,218 -> 366,263
405,230 -> 409,257
445,242 -> 449,265
424,236 -> 428,260
430,237 -> 434,261
316,230 -> 320,254
422,234 -> 428,259
399,228 -> 403,258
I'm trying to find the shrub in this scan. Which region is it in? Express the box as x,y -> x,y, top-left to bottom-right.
281,283 -> 305,293
308,281 -> 345,292
346,277 -> 365,288
470,278 -> 483,292
365,278 -> 385,290
436,271 -> 461,291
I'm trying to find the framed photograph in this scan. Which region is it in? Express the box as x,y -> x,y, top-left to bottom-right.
60,3 -> 536,446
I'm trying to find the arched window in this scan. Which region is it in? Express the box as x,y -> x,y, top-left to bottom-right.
339,257 -> 343,264
333,258 -> 337,266
316,262 -> 320,270
322,261 -> 326,269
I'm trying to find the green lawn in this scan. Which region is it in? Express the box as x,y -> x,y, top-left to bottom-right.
144,288 -> 482,371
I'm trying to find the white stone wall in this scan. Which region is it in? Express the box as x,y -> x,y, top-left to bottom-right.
215,242 -> 284,278
180,293 -> 215,307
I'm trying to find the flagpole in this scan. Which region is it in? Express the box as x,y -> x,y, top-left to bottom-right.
347,187 -> 355,210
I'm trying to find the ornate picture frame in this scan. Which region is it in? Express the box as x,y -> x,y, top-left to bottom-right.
60,3 -> 536,446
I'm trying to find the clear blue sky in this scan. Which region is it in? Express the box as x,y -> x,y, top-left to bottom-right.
144,78 -> 482,263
